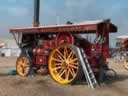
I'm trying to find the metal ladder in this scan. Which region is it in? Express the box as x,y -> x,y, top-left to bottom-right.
76,47 -> 98,88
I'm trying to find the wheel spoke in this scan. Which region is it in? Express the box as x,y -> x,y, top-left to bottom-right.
64,47 -> 68,59
69,58 -> 78,63
53,66 -> 62,70
68,50 -> 73,59
23,64 -> 29,68
24,68 -> 29,73
19,60 -> 23,64
58,67 -> 66,77
18,66 -> 23,73
59,69 -> 66,77
70,67 -> 76,75
21,64 -> 29,75
68,67 -> 75,77
69,64 -> 78,69
52,57 -> 63,62
65,70 -> 70,80
19,58 -> 24,64
55,63 -> 63,66
58,67 -> 64,74
56,49 -> 64,59
22,57 -> 25,64
57,54 -> 64,60
73,62 -> 79,66
22,67 -> 25,74
24,59 -> 29,64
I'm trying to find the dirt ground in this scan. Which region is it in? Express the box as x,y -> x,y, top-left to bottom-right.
0,57 -> 128,96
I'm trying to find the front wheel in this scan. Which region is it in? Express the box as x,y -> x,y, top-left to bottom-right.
16,54 -> 32,77
48,44 -> 82,84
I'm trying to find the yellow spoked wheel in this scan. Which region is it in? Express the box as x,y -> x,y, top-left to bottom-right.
16,54 -> 31,77
123,57 -> 128,70
48,44 -> 82,84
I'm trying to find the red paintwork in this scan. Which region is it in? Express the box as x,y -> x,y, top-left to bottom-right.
10,19 -> 117,72
91,44 -> 109,58
10,25 -> 97,33
91,44 -> 108,58
33,34 -> 74,65
77,38 -> 92,56
55,33 -> 74,46
92,44 -> 102,51
10,20 -> 117,34
43,40 -> 55,49
35,56 -> 47,65
33,47 -> 49,65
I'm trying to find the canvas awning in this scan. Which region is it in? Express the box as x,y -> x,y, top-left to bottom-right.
10,19 -> 117,34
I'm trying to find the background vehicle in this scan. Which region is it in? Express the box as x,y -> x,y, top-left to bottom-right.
116,36 -> 128,70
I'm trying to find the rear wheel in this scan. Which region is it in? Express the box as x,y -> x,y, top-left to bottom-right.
123,57 -> 128,70
48,44 -> 82,84
16,54 -> 32,77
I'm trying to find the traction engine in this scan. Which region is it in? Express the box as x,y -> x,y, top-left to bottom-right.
10,0 -> 117,84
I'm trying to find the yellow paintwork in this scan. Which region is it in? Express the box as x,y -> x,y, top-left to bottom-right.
16,56 -> 30,77
123,57 -> 128,70
48,45 -> 80,84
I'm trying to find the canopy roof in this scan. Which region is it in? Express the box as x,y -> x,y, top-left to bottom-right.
10,19 -> 117,34
116,36 -> 128,41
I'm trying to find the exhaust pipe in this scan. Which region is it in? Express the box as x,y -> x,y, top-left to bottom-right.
33,0 -> 40,27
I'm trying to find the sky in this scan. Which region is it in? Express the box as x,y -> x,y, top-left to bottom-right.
0,0 -> 128,47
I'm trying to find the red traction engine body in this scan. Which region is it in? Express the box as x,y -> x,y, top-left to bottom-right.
10,19 -> 117,84
33,40 -> 55,65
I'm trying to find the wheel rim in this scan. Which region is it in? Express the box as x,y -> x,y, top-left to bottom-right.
123,58 -> 128,70
48,45 -> 80,84
16,56 -> 30,76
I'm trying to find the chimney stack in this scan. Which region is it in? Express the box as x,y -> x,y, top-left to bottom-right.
33,0 -> 40,27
